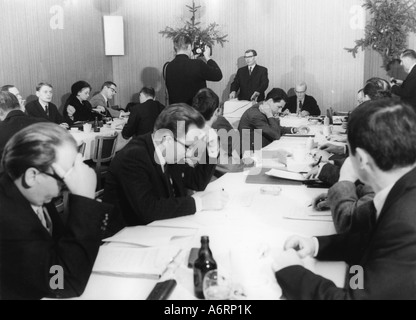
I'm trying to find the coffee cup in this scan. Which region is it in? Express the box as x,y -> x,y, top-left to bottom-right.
83,123 -> 92,133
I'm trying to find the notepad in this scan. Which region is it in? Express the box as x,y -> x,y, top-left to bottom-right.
92,246 -> 182,280
265,169 -> 308,182
283,205 -> 333,222
103,226 -> 197,247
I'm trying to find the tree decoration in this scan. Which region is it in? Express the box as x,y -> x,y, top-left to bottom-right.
160,0 -> 228,49
345,0 -> 416,70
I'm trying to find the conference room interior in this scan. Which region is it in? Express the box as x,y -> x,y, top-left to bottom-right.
2,0 -> 416,301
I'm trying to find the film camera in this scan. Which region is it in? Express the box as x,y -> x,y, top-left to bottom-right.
192,39 -> 212,57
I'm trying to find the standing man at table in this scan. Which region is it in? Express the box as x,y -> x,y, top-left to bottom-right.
25,83 -> 69,129
229,49 -> 269,102
391,49 -> 416,111
282,82 -> 321,116
89,81 -> 119,118
0,123 -> 113,300
104,104 -> 228,230
165,35 -> 223,106
274,99 -> 416,300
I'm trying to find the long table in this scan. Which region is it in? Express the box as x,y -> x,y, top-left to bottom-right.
75,129 -> 347,300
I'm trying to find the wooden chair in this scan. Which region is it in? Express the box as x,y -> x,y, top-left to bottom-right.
91,132 -> 119,190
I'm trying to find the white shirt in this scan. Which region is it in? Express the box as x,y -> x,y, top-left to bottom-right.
248,64 -> 256,74
373,184 -> 395,219
39,100 -> 49,112
31,205 -> 52,233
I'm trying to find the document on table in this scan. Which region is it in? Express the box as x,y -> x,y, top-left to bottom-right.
265,169 -> 308,182
283,204 -> 333,222
92,246 -> 182,280
103,226 -> 197,247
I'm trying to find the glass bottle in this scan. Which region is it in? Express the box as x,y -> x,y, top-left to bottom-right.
93,117 -> 100,132
193,236 -> 217,299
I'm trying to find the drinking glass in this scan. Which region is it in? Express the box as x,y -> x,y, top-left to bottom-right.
203,270 -> 232,300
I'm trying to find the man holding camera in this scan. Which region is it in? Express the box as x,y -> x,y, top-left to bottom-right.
165,36 -> 223,106
230,49 -> 269,102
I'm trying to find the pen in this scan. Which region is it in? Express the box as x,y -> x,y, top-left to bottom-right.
316,156 -> 323,167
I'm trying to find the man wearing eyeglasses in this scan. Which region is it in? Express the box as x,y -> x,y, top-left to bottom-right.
0,123 -> 113,300
104,104 -> 228,229
229,49 -> 269,102
282,82 -> 321,117
90,81 -> 120,118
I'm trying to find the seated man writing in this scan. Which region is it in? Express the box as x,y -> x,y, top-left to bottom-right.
103,104 -> 228,230
273,98 -> 416,300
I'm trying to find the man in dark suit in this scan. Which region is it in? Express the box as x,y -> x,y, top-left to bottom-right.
0,91 -> 45,158
0,123 -> 112,300
165,35 -> 223,105
230,49 -> 269,102
122,87 -> 165,139
238,88 -> 308,154
282,82 -> 321,116
25,83 -> 69,128
1,85 -> 25,111
273,99 -> 416,300
104,104 -> 228,229
391,49 -> 416,110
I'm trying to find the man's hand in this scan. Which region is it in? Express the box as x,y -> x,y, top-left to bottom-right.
229,91 -> 236,100
250,91 -> 260,102
300,110 -> 310,117
199,190 -> 229,211
203,45 -> 212,61
305,165 -> 319,180
59,123 -> 69,129
93,106 -> 106,114
271,249 -> 304,273
295,126 -> 310,134
312,193 -> 330,211
320,142 -> 346,155
283,109 -> 291,115
52,154 -> 97,199
259,104 -> 274,118
284,235 -> 316,259
311,149 -> 331,163
67,105 -> 76,117
338,157 -> 359,182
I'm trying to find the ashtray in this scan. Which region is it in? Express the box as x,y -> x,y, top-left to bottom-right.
260,186 -> 282,196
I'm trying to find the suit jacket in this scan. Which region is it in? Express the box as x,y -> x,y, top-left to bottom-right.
0,110 -> 45,159
275,167 -> 416,300
230,65 -> 269,102
0,173 -> 113,300
103,133 -> 216,229
282,95 -> 321,116
63,95 -> 101,126
25,100 -> 65,125
89,93 -> 117,118
328,181 -> 375,234
238,104 -> 292,154
121,100 -> 165,139
391,67 -> 416,110
166,54 -> 223,105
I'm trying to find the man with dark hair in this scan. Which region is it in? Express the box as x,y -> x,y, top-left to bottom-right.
25,83 -> 69,128
104,104 -> 228,229
0,123 -> 112,300
230,49 -> 269,102
122,87 -> 165,139
193,88 -> 243,173
391,49 -> 416,110
165,35 -> 223,105
238,88 -> 308,153
282,82 -> 321,116
274,99 -> 416,300
89,81 -> 119,118
0,92 -> 44,158
1,84 -> 25,111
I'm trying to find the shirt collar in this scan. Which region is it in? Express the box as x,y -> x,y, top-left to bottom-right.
152,136 -> 166,171
31,205 -> 42,214
101,93 -> 108,103
373,184 -> 395,219
409,63 -> 416,74
248,64 -> 256,70
39,100 -> 48,109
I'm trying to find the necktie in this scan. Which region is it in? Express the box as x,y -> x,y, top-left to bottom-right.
298,101 -> 303,113
45,105 -> 49,117
36,207 -> 53,235
164,165 -> 177,197
249,67 -> 253,76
